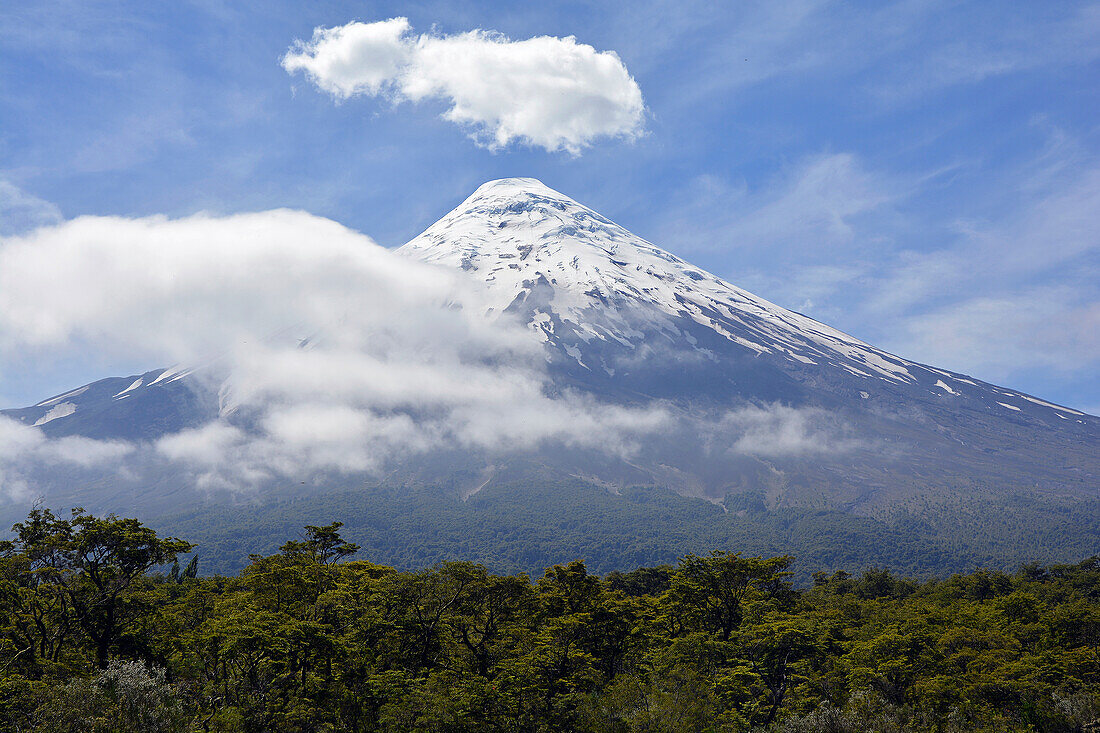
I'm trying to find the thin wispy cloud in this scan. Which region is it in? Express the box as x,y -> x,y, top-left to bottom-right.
658,154 -> 896,256
894,289 -> 1100,380
282,17 -> 645,154
660,134 -> 1100,401
875,153 -> 1100,384
664,0 -> 1100,107
0,181 -> 63,236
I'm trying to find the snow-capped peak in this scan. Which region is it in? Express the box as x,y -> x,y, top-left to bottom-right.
399,178 -> 928,384
465,176 -> 564,200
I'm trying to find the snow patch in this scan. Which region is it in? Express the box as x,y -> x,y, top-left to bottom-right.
113,378 -> 144,399
996,401 -> 1021,412
34,402 -> 76,425
1016,394 -> 1084,415
398,178 -> 917,384
934,380 -> 958,395
150,366 -> 189,385
564,344 -> 588,368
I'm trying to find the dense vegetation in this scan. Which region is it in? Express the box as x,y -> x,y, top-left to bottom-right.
1,508 -> 1098,732
150,479 -> 1100,582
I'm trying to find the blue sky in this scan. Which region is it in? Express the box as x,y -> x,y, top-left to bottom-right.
1,0 -> 1098,412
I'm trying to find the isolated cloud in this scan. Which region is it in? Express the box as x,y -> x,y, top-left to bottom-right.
715,405 -> 861,457
282,18 -> 644,154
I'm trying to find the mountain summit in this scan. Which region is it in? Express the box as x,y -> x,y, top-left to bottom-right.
401,176 -> 911,380
401,179 -> 1092,423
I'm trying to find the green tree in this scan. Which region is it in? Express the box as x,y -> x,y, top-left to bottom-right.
3,508 -> 191,668
668,551 -> 792,640
279,522 -> 360,566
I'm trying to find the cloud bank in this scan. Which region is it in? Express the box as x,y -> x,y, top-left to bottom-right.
282,17 -> 645,154
0,209 -> 673,495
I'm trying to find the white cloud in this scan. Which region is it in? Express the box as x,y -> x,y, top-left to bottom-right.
713,405 -> 861,457
283,17 -> 413,98
0,209 -> 672,493
282,18 -> 644,154
0,209 -> 458,359
0,417 -> 45,457
0,416 -> 132,500
156,422 -> 245,466
38,436 -> 133,467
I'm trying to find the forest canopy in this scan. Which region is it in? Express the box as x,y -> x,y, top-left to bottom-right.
0,508 -> 1097,732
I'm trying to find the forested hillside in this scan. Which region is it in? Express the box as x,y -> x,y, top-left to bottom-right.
0,508 -> 1097,732
149,479 -> 1100,582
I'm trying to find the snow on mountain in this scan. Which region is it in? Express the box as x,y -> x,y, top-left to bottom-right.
8,177 -> 1091,443
400,178 -> 1091,422
400,178 -> 910,375
3,366 -> 215,441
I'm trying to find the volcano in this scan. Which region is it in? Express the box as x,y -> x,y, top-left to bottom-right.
3,178 -> 1097,574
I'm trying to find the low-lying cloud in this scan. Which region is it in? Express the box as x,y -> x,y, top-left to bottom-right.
0,209 -> 672,497
714,405 -> 862,458
0,417 -> 132,500
282,17 -> 645,154
0,208 -> 865,504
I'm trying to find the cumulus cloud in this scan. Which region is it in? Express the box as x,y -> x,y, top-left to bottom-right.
282,18 -> 645,154
0,209 -> 671,493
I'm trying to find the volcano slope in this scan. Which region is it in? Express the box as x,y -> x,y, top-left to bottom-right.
2,178 -> 1096,576
395,178 -> 1097,510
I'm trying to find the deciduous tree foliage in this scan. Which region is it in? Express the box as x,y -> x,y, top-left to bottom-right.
0,508 -> 1097,731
